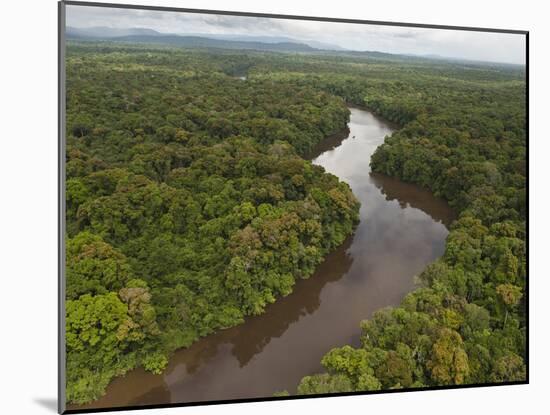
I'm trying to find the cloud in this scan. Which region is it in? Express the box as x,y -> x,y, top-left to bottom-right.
66,4 -> 525,64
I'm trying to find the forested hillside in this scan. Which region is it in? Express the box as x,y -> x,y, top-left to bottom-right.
65,43 -> 358,403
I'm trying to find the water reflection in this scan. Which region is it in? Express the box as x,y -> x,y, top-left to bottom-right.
128,383 -> 171,408
304,128 -> 349,160
72,107 -> 454,409
230,237 -> 354,366
370,172 -> 455,227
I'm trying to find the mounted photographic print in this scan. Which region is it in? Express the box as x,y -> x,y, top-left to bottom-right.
58,1 -> 528,413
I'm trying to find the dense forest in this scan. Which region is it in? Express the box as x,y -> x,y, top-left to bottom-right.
65,42 -> 359,403
65,41 -> 526,403
268,54 -> 527,393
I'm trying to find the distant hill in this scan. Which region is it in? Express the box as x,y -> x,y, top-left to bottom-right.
108,35 -> 317,52
66,26 -> 163,38
65,28 -> 430,61
182,33 -> 346,51
66,26 -> 522,67
66,28 -> 319,53
65,27 -> 427,60
66,27 -> 346,52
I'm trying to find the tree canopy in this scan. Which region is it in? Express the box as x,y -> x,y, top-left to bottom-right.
65,42 -> 359,403
65,41 -> 526,403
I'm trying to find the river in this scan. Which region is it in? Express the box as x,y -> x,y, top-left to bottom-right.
71,107 -> 454,410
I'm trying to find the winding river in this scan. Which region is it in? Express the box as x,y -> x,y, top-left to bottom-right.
72,107 -> 454,410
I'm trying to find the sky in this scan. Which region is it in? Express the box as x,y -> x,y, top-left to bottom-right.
66,5 -> 526,64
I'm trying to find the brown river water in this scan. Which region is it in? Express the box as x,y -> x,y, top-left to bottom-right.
71,107 -> 454,410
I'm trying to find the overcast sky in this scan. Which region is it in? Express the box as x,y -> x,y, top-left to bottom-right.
66,5 -> 526,64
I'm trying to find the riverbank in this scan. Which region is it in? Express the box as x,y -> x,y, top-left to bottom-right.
70,106 -> 453,410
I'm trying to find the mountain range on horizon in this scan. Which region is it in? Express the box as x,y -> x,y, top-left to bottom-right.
66,26 -> 346,52
66,26 -> 524,67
